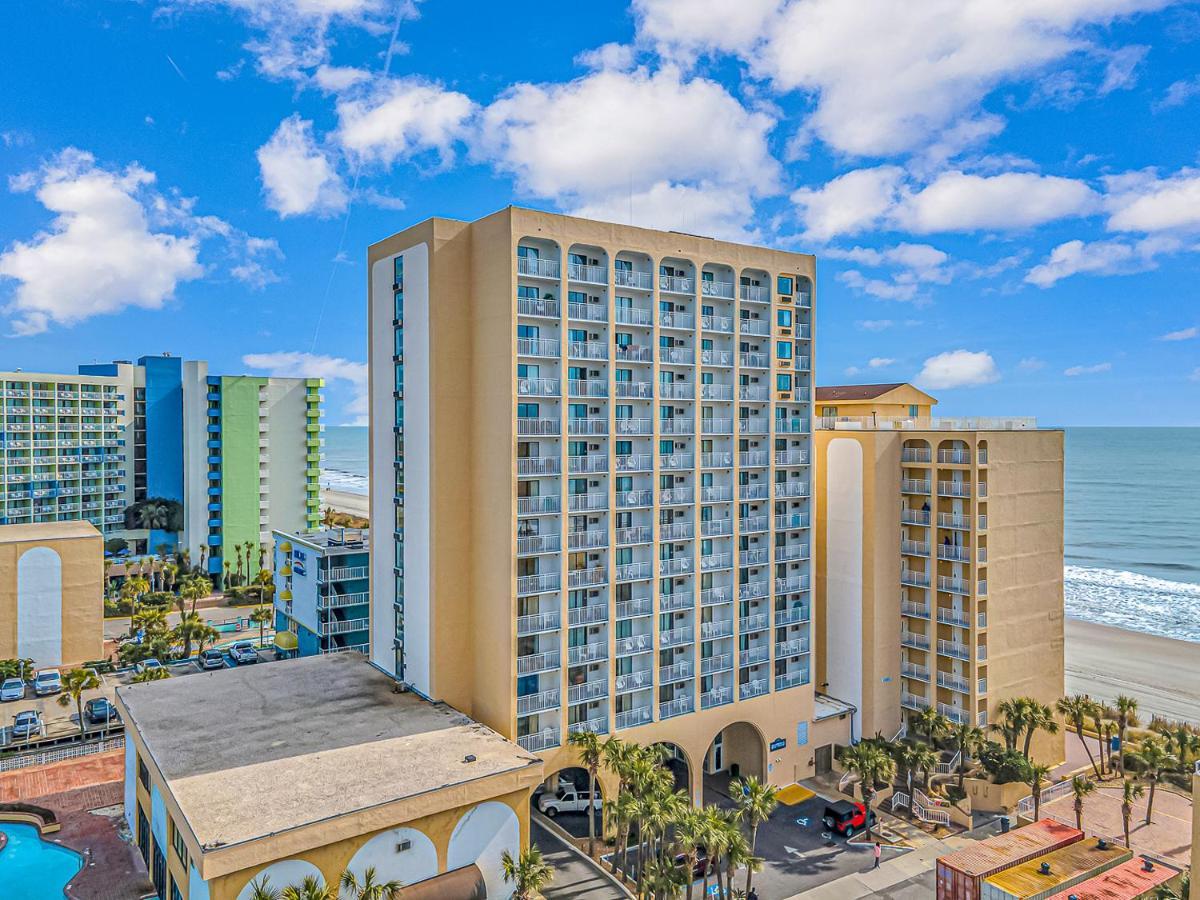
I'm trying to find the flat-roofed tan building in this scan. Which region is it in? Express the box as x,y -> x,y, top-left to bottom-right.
0,520 -> 103,667
116,652 -> 544,900
814,384 -> 1065,763
369,207 -> 852,802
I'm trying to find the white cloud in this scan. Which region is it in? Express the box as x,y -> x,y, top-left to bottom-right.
242,350 -> 368,424
256,114 -> 348,217
571,182 -> 760,243
229,236 -> 284,288
793,168 -> 1097,240
478,67 -> 779,235
868,357 -> 895,368
857,319 -> 894,331
1064,362 -> 1112,376
828,241 -> 953,301
335,77 -> 476,167
838,270 -> 921,302
1025,235 -> 1180,287
1104,168 -> 1200,232
1018,357 -> 1047,372
0,149 -> 204,335
314,64 -> 372,92
575,42 -> 636,72
1098,44 -> 1148,94
1159,326 -> 1198,341
1155,76 -> 1200,110
916,349 -> 1000,389
636,0 -> 1169,157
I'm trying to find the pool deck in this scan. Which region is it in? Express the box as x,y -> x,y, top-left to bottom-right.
0,750 -> 152,900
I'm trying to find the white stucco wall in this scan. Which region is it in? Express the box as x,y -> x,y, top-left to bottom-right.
344,826 -> 439,886
17,546 -> 62,666
447,801 -> 521,900
825,438 -> 865,739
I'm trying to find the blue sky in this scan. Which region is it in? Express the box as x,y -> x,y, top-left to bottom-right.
1,1 -> 1198,426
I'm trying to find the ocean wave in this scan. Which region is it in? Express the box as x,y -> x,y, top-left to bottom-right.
1065,565 -> 1200,643
320,469 -> 369,496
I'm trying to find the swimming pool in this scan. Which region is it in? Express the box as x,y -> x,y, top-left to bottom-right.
0,822 -> 83,899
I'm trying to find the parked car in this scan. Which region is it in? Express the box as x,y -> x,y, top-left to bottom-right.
673,849 -> 710,880
229,642 -> 259,665
33,669 -> 61,696
12,710 -> 43,739
537,787 -> 602,817
199,649 -> 226,671
135,658 -> 165,675
84,698 -> 120,725
0,678 -> 25,702
822,800 -> 876,838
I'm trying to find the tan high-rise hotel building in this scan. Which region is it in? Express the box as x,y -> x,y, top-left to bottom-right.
368,208 -> 853,800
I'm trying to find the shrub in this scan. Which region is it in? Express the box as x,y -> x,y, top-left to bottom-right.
141,592 -> 175,608
104,599 -> 133,617
978,746 -> 1029,784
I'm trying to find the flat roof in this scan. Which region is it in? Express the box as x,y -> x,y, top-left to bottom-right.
0,521 -> 102,543
1045,856 -> 1180,899
939,819 -> 1083,877
276,528 -> 370,552
813,693 -> 856,721
116,653 -> 538,852
985,840 -> 1130,896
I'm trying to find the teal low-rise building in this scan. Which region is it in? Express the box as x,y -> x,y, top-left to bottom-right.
273,528 -> 369,657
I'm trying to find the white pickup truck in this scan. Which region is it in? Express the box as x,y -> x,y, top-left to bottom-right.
537,787 -> 602,817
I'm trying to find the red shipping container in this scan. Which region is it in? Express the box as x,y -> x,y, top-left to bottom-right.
937,820 -> 1085,900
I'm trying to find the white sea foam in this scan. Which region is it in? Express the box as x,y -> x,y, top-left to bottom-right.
1065,565 -> 1200,642
320,469 -> 369,495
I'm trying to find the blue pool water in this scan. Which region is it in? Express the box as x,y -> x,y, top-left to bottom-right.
0,823 -> 83,899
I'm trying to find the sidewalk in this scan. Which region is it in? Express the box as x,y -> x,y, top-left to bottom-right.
790,834 -> 973,899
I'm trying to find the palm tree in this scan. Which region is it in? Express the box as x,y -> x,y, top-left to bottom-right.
193,623 -> 220,657
1057,695 -> 1102,777
1022,701 -> 1061,760
610,791 -> 637,883
249,606 -> 273,649
841,742 -> 896,840
56,668 -> 101,737
914,706 -> 950,746
179,574 -> 213,617
949,722 -> 985,790
339,866 -> 403,900
223,559 -> 232,590
1134,736 -> 1177,825
673,808 -> 707,900
1070,775 -> 1096,831
732,776 -> 777,896
162,562 -> 179,595
699,804 -> 728,899
1114,695 -> 1139,776
279,876 -> 336,900
173,613 -> 211,660
246,876 -> 280,900
197,544 -> 207,575
891,742 -> 920,795
121,573 -> 150,614
1025,763 -> 1052,822
1100,720 -> 1118,776
568,728 -> 605,858
993,697 -> 1029,753
1120,778 -> 1144,848
132,666 -> 170,683
500,847 -> 553,900
1167,724 -> 1197,768
911,743 -> 940,792
717,812 -> 755,899
234,545 -> 244,586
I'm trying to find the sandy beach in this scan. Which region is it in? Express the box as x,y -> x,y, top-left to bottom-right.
1065,617 -> 1200,723
321,487 -> 369,519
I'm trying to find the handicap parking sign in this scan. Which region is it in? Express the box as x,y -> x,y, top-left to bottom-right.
795,816 -> 809,827
707,886 -> 720,897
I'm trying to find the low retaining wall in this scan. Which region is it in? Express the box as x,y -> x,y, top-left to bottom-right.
0,802 -> 60,834
964,777 -> 1028,813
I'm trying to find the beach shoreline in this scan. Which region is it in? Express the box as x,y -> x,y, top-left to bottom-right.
322,486 -> 1198,724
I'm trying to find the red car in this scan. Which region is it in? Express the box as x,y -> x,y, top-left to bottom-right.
823,800 -> 876,838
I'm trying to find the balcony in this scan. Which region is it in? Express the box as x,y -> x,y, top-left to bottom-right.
321,565 -> 369,582
739,613 -> 770,634
701,687 -> 733,710
739,485 -> 768,506
660,556 -> 693,577
660,274 -> 694,294
660,625 -> 694,648
518,728 -> 561,753
517,256 -> 560,279
568,566 -> 607,589
615,308 -> 653,326
568,642 -> 609,665
701,518 -> 733,537
318,592 -> 370,610
739,319 -> 770,337
614,381 -> 653,399
774,605 -> 809,626
518,495 -> 560,516
517,418 -> 560,437
740,679 -> 769,700
775,637 -> 810,658
517,689 -> 561,716
739,645 -> 770,667
568,492 -> 607,512
517,338 -> 560,358
568,379 -> 607,398
569,341 -> 608,361
615,561 -> 653,582
701,279 -> 735,298
517,572 -> 560,595
902,478 -> 931,495
517,298 -> 560,319
616,634 -> 654,657
938,575 -> 971,596
739,352 -> 769,369
615,598 -> 653,619
701,586 -> 734,607
938,703 -> 969,725
615,670 -> 653,694
568,417 -> 608,437
567,261 -> 607,285
776,669 -> 809,690
901,569 -> 931,588
775,512 -> 810,531
937,671 -> 970,694
701,418 -> 733,435
567,528 -> 607,550
614,453 -> 652,472
659,696 -> 694,719
614,525 -> 652,546
774,481 -> 809,499
739,516 -> 768,534
660,453 -> 694,471
739,581 -> 768,601
659,311 -> 694,330
701,314 -> 733,332
659,382 -> 695,401
738,450 -> 767,468
774,417 -> 809,434
901,600 -> 931,619
740,284 -> 769,303
517,457 -> 560,478
938,480 -> 971,498
659,661 -> 694,684
568,604 -> 609,627
901,630 -> 931,651
901,662 -> 930,682
700,619 -> 733,640
615,489 -> 653,509
659,347 -> 694,366
775,575 -> 810,595
902,539 -> 930,557
937,639 -> 971,661
615,268 -> 653,290
701,553 -> 733,572
938,542 -> 971,562
775,543 -> 809,563
701,349 -> 733,366
660,418 -> 695,435
616,706 -> 654,729
660,487 -> 693,506
568,301 -> 607,323
568,717 -> 609,736
901,691 -> 930,712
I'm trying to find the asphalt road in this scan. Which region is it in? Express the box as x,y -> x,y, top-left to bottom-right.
532,819 -> 624,900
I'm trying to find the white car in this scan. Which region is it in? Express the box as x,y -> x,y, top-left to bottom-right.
229,642 -> 259,665
0,678 -> 25,702
33,669 -> 61,696
135,658 -> 165,675
537,787 -> 602,817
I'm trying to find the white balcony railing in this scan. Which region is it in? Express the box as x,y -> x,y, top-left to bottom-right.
517,255 -> 560,278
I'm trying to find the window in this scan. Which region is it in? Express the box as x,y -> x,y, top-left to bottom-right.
568,328 -> 587,343
518,245 -> 539,260
170,818 -> 188,867
517,285 -> 539,300
909,404 -> 920,417
517,403 -> 540,419
569,252 -> 587,267
568,290 -> 587,304
776,374 -> 793,392
777,275 -> 794,295
821,406 -> 837,418
615,440 -> 632,456
777,309 -> 793,328
138,756 -> 149,790
615,258 -> 632,272
517,324 -> 539,339
776,341 -> 793,360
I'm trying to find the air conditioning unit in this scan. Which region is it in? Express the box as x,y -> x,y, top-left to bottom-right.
589,370 -> 600,377
589,295 -> 599,303
589,333 -> 599,340
588,590 -> 600,598
589,480 -> 599,488
589,258 -> 599,266
589,517 -> 599,524
589,444 -> 599,451
396,839 -> 412,853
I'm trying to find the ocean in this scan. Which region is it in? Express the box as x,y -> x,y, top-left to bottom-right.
322,426 -> 1200,643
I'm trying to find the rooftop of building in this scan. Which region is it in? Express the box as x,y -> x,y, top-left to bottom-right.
276,527 -> 369,553
985,838 -> 1131,896
0,520 -> 102,544
1045,855 -> 1181,899
938,819 -> 1083,877
115,653 -> 538,853
815,383 -> 913,402
813,693 -> 857,721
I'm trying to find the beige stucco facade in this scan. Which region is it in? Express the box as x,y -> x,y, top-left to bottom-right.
369,207 -> 850,802
0,520 -> 103,668
814,392 -> 1065,765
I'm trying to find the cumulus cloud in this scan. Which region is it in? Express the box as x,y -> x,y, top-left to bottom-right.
575,42 -> 636,72
1155,76 -> 1200,110
1064,362 -> 1112,376
242,350 -> 367,424
1104,168 -> 1200,232
257,114 -> 348,217
571,182 -> 761,243
635,0 -> 1168,157
1158,326 -> 1197,341
915,349 -> 1000,389
793,168 -> 1097,240
0,149 -> 207,335
868,357 -> 895,368
826,242 -> 955,302
1025,235 -> 1181,287
477,67 -> 779,237
335,76 -> 476,168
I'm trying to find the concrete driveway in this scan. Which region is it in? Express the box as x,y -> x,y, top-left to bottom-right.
532,820 -> 624,899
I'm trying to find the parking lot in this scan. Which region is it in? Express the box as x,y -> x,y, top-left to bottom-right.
1,644 -> 276,747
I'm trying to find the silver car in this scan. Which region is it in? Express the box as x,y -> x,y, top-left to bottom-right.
0,678 -> 25,702
33,670 -> 61,696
